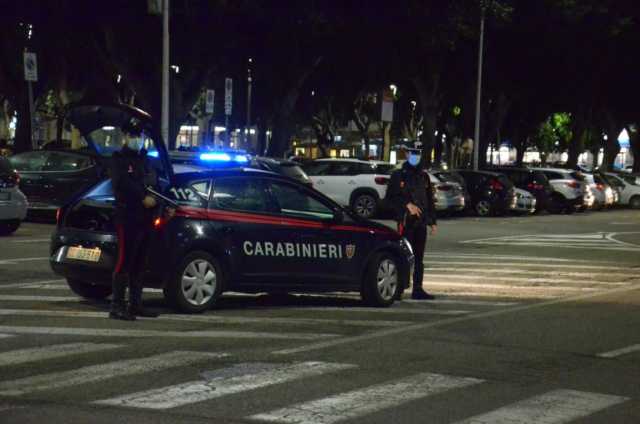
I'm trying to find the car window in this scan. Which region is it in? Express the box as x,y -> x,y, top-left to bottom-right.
268,181 -> 334,220
211,177 -> 272,213
544,171 -> 563,180
497,175 -> 514,188
168,179 -> 211,207
532,172 -> 548,185
355,163 -> 377,174
303,162 -> 332,176
9,151 -> 50,172
374,164 -> 395,174
606,175 -> 624,187
43,152 -> 92,172
621,175 -> 640,186
328,162 -> 356,176
278,163 -> 310,182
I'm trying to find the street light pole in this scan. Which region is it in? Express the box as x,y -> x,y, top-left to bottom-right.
161,0 -> 170,149
473,6 -> 486,171
246,58 -> 253,151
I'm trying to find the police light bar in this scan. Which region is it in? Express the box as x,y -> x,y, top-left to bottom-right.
147,150 -> 159,158
200,152 -> 231,161
234,154 -> 248,163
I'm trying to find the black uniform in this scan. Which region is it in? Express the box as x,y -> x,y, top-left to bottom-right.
386,161 -> 437,299
109,145 -> 159,320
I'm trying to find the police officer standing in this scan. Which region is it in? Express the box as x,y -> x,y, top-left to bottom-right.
109,143 -> 160,320
386,148 -> 437,300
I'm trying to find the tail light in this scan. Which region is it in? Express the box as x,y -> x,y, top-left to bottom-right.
56,208 -> 62,225
595,183 -> 604,191
527,183 -> 544,191
437,184 -> 452,192
490,179 -> 504,191
153,217 -> 164,230
374,176 -> 389,185
565,181 -> 579,189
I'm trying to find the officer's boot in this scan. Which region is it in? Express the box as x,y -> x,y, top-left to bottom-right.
110,275 -> 136,321
128,280 -> 159,318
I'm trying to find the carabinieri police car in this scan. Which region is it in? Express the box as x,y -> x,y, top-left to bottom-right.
50,103 -> 414,312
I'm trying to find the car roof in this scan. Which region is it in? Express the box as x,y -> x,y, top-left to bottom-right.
313,158 -> 371,164
172,167 -> 286,183
454,169 -> 503,176
254,156 -> 300,166
486,166 -> 534,173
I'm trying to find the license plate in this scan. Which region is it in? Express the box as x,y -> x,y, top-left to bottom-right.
0,192 -> 9,201
67,246 -> 101,262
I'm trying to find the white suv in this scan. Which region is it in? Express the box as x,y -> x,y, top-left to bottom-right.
303,159 -> 393,218
531,168 -> 586,213
605,172 -> 640,209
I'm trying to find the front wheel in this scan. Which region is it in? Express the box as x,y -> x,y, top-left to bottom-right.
361,253 -> 399,307
351,193 -> 378,219
475,199 -> 492,217
630,195 -> 640,210
164,251 -> 223,313
66,278 -> 112,300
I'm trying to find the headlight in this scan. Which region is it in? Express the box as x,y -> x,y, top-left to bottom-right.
402,237 -> 413,255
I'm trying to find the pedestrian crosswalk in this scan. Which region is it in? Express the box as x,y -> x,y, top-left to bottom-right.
460,232 -> 640,252
0,344 -> 631,422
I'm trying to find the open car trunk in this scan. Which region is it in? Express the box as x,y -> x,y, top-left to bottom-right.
63,180 -> 116,232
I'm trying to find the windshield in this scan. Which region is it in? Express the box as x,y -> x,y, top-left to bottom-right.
278,163 -> 310,182
86,127 -> 155,156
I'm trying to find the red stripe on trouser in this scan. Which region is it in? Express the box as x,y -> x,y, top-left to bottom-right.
114,224 -> 125,274
397,223 -> 404,236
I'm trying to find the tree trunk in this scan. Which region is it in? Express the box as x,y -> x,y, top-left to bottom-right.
413,75 -> 440,167
602,114 -> 620,172
627,125 -> 640,173
13,99 -> 31,153
256,119 -> 268,156
567,111 -> 586,168
433,130 -> 443,165
540,152 -> 548,166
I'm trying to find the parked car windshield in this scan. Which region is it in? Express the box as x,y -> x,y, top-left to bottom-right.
276,163 -> 311,182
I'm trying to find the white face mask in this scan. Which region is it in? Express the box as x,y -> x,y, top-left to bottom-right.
407,154 -> 420,167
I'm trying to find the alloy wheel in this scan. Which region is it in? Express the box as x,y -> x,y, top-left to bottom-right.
181,259 -> 217,306
354,195 -> 376,218
376,259 -> 398,301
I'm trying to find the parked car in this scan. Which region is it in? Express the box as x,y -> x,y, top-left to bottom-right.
302,159 -> 391,219
0,157 -> 28,235
451,170 -> 516,217
9,149 -> 104,212
432,170 -> 472,207
511,188 -> 537,214
428,172 -> 465,214
485,167 -> 552,213
604,172 -> 640,209
250,156 -> 313,188
582,173 -> 615,209
531,168 -> 586,213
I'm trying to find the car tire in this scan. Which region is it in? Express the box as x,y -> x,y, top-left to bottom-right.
66,278 -> 112,300
351,193 -> 378,219
164,251 -> 223,313
0,220 -> 20,236
361,252 -> 398,307
474,199 -> 492,217
630,195 -> 640,210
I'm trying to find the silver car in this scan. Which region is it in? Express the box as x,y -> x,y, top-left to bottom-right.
511,188 -> 537,214
428,172 -> 465,213
0,157 -> 28,235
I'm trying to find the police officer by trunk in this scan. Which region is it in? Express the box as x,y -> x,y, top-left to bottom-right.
386,149 -> 437,300
109,143 -> 161,320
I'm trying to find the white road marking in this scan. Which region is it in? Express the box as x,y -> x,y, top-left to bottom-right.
0,351 -> 224,396
0,334 -> 14,339
0,343 -> 122,367
0,309 -> 410,328
10,238 -> 51,243
423,267 -> 639,280
272,281 -> 640,355
453,389 -> 628,424
249,372 -> 484,424
288,307 -> 471,316
423,260 -> 638,271
423,274 -> 630,287
96,361 -> 355,409
0,326 -> 340,340
423,281 -> 599,292
402,299 -> 519,306
426,253 -> 591,262
0,257 -> 49,265
0,280 -> 66,290
0,295 -> 79,302
597,344 -> 640,358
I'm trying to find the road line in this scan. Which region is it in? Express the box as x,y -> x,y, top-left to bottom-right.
0,326 -> 340,340
272,281 -> 640,355
597,344 -> 640,358
248,372 -> 484,424
288,307 -> 471,316
0,351 -> 224,396
425,254 -> 592,262
423,274 -> 630,287
423,261 -> 639,271
10,238 -> 51,243
0,257 -> 49,265
0,309 -> 410,328
453,389 -> 628,424
0,334 -> 14,339
423,267 -> 639,280
0,280 -> 66,290
0,343 -> 122,367
457,242 -> 640,252
423,282 -> 599,291
0,295 -> 79,302
96,361 -> 355,409
402,299 -> 520,306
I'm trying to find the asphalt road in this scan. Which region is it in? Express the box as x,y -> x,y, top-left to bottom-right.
0,209 -> 639,423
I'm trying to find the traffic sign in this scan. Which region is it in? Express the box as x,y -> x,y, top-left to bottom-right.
23,52 -> 38,82
224,78 -> 233,116
205,89 -> 215,114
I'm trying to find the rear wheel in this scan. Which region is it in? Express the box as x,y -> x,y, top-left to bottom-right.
164,251 -> 223,313
630,195 -> 640,210
66,278 -> 112,300
474,199 -> 492,217
351,193 -> 378,219
0,220 -> 20,236
361,253 -> 398,307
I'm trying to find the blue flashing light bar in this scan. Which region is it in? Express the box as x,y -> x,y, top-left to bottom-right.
200,152 -> 232,162
147,150 -> 159,158
234,154 -> 248,163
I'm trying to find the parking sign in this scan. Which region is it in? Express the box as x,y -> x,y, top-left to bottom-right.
23,52 -> 38,82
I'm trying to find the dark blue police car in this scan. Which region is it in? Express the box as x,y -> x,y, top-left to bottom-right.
50,104 -> 414,312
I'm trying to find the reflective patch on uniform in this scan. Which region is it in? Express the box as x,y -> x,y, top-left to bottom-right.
243,241 -> 347,259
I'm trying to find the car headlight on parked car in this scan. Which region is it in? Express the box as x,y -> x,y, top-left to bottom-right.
401,237 -> 413,255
